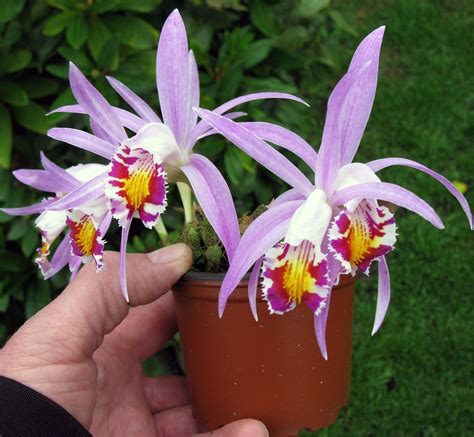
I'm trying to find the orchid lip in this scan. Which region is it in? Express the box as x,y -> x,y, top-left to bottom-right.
105,142 -> 168,229
262,240 -> 330,316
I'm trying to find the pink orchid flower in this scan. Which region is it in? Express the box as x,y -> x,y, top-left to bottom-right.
44,9 -> 310,301
1,153 -> 111,279
195,26 -> 473,358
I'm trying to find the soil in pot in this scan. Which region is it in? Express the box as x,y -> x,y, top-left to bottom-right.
173,273 -> 355,437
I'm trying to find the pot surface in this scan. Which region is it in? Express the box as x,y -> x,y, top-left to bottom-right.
173,274 -> 355,437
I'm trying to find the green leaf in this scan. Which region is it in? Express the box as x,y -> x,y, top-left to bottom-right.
46,0 -> 76,9
12,102 -> 50,134
43,11 -> 74,36
97,37 -> 120,71
45,63 -> 69,79
244,39 -> 273,68
89,0 -> 121,13
223,142 -> 255,178
58,46 -> 92,70
66,14 -> 89,50
21,227 -> 39,258
0,293 -> 10,313
7,220 -> 28,241
0,81 -> 29,106
297,0 -> 331,17
87,17 -> 112,61
0,0 -> 26,23
48,88 -> 75,123
105,16 -> 158,50
0,50 -> 32,74
3,21 -> 22,47
243,76 -> 298,94
117,0 -> 161,12
0,106 -> 12,169
329,10 -> 358,37
0,249 -> 30,272
22,78 -> 59,99
26,281 -> 51,319
218,66 -> 243,103
249,0 -> 281,37
254,176 -> 273,204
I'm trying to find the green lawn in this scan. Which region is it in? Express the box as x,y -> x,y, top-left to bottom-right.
301,0 -> 473,435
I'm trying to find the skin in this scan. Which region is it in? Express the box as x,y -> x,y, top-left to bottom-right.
0,243 -> 268,437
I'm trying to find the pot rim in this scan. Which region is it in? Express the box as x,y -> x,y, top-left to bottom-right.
179,271 -> 250,282
176,270 -> 356,289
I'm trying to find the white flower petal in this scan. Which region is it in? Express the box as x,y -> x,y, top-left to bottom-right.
127,122 -> 185,166
335,162 -> 381,211
66,163 -> 108,183
284,189 -> 332,247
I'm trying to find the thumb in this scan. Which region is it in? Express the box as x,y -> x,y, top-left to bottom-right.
7,244 -> 192,360
194,419 -> 269,437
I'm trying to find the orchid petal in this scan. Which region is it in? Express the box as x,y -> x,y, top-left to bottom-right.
314,293 -> 331,360
48,173 -> 107,212
40,152 -> 79,191
69,63 -> 127,143
314,246 -> 343,360
113,108 -> 147,132
157,9 -> 190,146
372,256 -> 390,335
219,200 -> 304,316
48,127 -> 115,159
90,117 -> 118,144
105,143 -> 168,228
120,219 -> 131,302
330,182 -> 444,229
336,162 -> 381,211
1,198 -> 55,216
340,26 -> 385,165
49,104 -> 146,133
195,109 -> 314,196
106,76 -> 161,123
316,72 -> 353,194
66,163 -> 108,184
99,211 -> 112,236
239,121 -> 318,169
69,256 -> 81,283
35,210 -> 67,244
248,256 -> 263,322
368,157 -> 473,229
285,189 -> 333,247
196,112 -> 248,140
67,210 -> 105,270
329,202 -> 396,275
186,92 -> 308,150
181,154 -> 240,259
127,122 -> 183,165
13,169 -> 71,193
41,236 -> 71,280
262,240 -> 329,315
187,50 -> 200,134
270,188 -> 306,208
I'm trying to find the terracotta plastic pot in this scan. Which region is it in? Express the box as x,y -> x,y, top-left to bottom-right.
173,272 -> 355,437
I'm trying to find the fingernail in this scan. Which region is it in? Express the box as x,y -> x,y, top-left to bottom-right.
147,243 -> 188,264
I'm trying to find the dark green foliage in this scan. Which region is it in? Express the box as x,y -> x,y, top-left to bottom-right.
0,0 -> 473,434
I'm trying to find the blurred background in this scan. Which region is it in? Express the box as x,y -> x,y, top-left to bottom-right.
0,0 -> 472,434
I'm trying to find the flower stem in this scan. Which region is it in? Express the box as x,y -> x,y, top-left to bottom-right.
154,217 -> 170,246
177,182 -> 193,224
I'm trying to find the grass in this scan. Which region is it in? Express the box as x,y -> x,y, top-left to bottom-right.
297,0 -> 474,435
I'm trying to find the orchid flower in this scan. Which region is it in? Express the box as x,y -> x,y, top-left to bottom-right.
196,26 -> 473,359
45,9 -> 312,301
1,153 -> 111,280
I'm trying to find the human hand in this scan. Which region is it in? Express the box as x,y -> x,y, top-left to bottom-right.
0,244 -> 268,436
